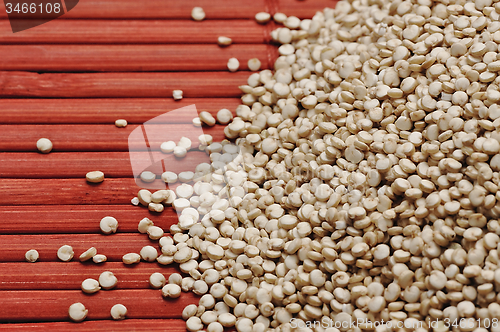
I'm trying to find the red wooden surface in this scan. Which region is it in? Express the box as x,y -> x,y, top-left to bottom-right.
0,290 -> 198,322
0,234 -> 163,262
0,151 -> 212,177
0,0 -> 336,19
0,124 -> 225,151
0,0 -> 337,329
0,98 -> 239,124
0,319 -> 190,332
0,44 -> 275,72
0,205 -> 175,234
0,262 -> 179,289
0,20 -> 268,44
0,178 -> 145,205
0,71 -> 249,98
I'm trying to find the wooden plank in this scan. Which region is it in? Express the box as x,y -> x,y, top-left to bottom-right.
0,0 -> 268,19
0,262 -> 180,290
0,98 -> 239,125
0,20 -> 267,44
0,233 -> 169,262
0,178 -> 144,206
0,0 -> 336,19
0,124 -> 225,152
0,44 -> 275,72
0,71 -> 248,98
0,289 -> 198,322
0,178 -> 201,205
0,205 -> 177,234
0,319 -> 189,331
0,151 -> 212,178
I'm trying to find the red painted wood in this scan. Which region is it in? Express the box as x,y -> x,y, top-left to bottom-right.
0,0 -> 336,19
0,178 -> 142,205
0,151 -> 212,178
0,20 -> 267,44
0,205 -> 178,234
0,262 -> 180,290
0,289 -> 198,322
0,98 -> 239,125
0,0 -> 268,19
0,124 -> 225,152
0,233 -> 167,262
0,44 -> 274,72
0,319 -> 189,331
0,71 -> 249,98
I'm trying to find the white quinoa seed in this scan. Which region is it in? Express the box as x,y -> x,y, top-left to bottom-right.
85,171 -> 104,183
25,249 -> 39,263
57,245 -> 74,262
217,36 -> 232,46
255,12 -> 271,24
36,138 -> 52,153
114,119 -> 127,128
68,303 -> 87,322
191,7 -> 205,21
110,304 -> 127,320
227,58 -> 240,72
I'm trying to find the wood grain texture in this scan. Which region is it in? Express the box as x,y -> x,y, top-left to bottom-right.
0,233 -> 167,262
0,20 -> 268,44
0,262 -> 179,290
0,205 -> 177,234
0,0 -> 336,19
0,178 -> 140,205
0,319 -> 191,331
0,178 -> 200,205
0,98 -> 239,125
0,71 -> 248,98
0,151 -> 212,178
0,289 -> 198,322
0,124 -> 225,151
0,44 -> 275,72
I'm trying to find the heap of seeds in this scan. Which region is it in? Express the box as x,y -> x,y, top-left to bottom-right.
129,0 -> 500,331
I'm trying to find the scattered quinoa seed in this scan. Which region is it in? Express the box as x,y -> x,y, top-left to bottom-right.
217,36 -> 232,46
255,12 -> 271,24
25,249 -> 39,263
99,216 -> 118,235
191,7 -> 205,21
227,58 -> 239,72
173,90 -> 183,101
114,119 -> 127,128
85,171 -> 104,183
110,304 -> 127,320
68,303 -> 87,322
57,245 -> 74,262
36,138 -> 52,153
247,58 -> 261,72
